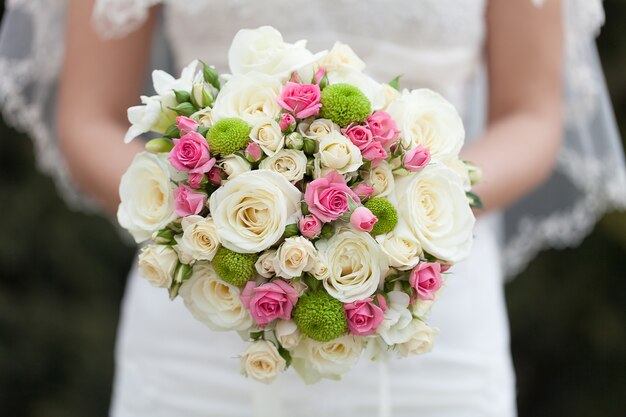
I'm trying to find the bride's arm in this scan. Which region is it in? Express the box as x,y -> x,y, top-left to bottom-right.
57,0 -> 158,215
462,0 -> 563,212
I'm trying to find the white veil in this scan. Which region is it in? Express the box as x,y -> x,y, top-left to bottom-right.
1,0 -> 625,277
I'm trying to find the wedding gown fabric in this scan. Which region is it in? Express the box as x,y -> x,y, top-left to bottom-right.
0,0 -> 623,416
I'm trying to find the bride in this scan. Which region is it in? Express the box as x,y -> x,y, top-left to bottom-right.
1,0 -> 624,416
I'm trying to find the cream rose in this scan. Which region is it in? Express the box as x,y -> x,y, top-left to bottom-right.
211,72 -> 283,125
317,41 -> 366,72
291,335 -> 364,383
250,118 -> 284,156
117,152 -> 177,243
179,262 -> 253,331
375,223 -> 423,270
273,236 -> 317,279
387,88 -> 465,160
298,118 -> 340,139
239,340 -> 286,384
209,170 -> 301,253
137,244 -> 178,288
174,215 -> 220,263
259,149 -> 307,183
395,163 -> 475,263
255,249 -> 277,278
410,297 -> 435,319
327,68 -> 386,110
365,160 -> 395,198
228,26 -> 323,81
316,228 -> 388,303
396,320 -> 437,357
310,255 -> 330,281
316,131 -> 363,175
376,291 -> 414,345
275,319 -> 301,350
219,154 -> 251,180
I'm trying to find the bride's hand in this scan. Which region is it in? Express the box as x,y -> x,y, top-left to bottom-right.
462,0 -> 563,213
56,0 -> 158,215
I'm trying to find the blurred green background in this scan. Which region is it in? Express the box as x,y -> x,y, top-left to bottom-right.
1,2 -> 625,417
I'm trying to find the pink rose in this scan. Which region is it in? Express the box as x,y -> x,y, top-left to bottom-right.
245,141 -> 262,162
277,82 -> 322,119
403,145 -> 430,171
361,141 -> 388,167
350,206 -> 378,232
352,183 -> 375,200
344,298 -> 385,336
207,166 -> 224,186
176,115 -> 199,135
342,125 -> 372,150
409,262 -> 443,301
188,173 -> 205,189
298,215 -> 322,239
168,131 -> 215,174
173,183 -> 207,217
304,171 -> 360,223
240,280 -> 299,328
367,111 -> 400,150
279,113 -> 296,131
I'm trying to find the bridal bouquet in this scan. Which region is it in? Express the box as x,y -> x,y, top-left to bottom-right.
118,26 -> 480,384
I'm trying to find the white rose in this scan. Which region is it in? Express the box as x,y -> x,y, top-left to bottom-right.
259,149 -> 307,183
291,335 -> 364,383
273,236 -> 317,279
310,255 -> 330,281
298,118 -> 340,139
317,41 -> 366,72
137,244 -> 178,288
211,72 -> 283,125
179,262 -> 253,331
365,160 -> 395,198
376,291 -> 414,345
275,319 -> 301,350
250,118 -> 284,156
316,228 -> 388,303
396,320 -> 437,357
228,26 -> 324,81
387,89 -> 465,160
255,249 -> 277,278
327,68 -> 386,110
316,131 -> 363,175
209,170 -> 301,253
410,297 -> 435,318
375,223 -> 423,270
239,340 -> 286,384
395,163 -> 475,263
117,152 -> 177,243
174,215 -> 220,263
219,154 -> 251,180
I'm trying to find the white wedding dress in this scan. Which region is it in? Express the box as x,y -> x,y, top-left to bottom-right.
110,1 -> 517,416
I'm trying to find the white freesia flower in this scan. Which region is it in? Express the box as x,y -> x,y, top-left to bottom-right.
179,262 -> 253,331
275,319 -> 301,350
445,157 -> 472,192
387,89 -> 465,160
259,149 -> 307,183
191,107 -> 214,128
316,131 -> 363,175
209,170 -> 301,253
317,41 -> 366,73
316,228 -> 388,303
292,335 -> 364,383
273,236 -> 317,279
211,72 -> 283,125
396,320 -> 437,357
255,249 -> 277,278
377,291 -> 414,345
219,154 -> 251,180
381,83 -> 402,111
137,244 -> 178,288
365,160 -> 395,198
152,59 -> 201,96
174,215 -> 220,263
395,163 -> 475,263
327,68 -> 386,110
124,94 -> 178,143
375,223 -> 423,270
250,118 -> 285,156
117,153 -> 177,243
298,118 -> 340,139
239,340 -> 286,384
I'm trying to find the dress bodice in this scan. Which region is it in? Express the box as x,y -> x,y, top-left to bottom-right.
164,0 -> 487,114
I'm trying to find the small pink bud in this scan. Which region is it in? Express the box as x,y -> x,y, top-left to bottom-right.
314,67 -> 326,84
208,166 -> 224,186
245,142 -> 262,162
403,145 -> 431,171
352,183 -> 375,200
350,206 -> 378,232
176,115 -> 199,135
279,113 -> 296,131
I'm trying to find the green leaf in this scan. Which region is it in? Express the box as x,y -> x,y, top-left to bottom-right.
303,273 -> 320,292
202,62 -> 221,90
197,125 -> 210,137
466,191 -> 484,209
250,331 -> 265,341
174,90 -> 191,104
278,346 -> 293,368
171,102 -> 196,117
163,124 -> 180,139
388,75 -> 402,91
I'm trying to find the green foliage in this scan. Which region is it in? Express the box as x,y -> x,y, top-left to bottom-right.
319,83 -> 371,127
293,291 -> 347,342
211,246 -> 257,287
207,118 -> 251,156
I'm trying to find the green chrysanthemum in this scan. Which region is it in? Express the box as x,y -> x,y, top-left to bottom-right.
207,118 -> 251,156
211,246 -> 258,287
364,198 -> 398,235
319,83 -> 371,128
293,291 -> 347,342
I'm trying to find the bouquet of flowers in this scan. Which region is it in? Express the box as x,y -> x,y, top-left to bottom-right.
118,26 -> 481,384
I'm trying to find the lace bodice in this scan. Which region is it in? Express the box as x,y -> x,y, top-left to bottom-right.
164,0 -> 486,115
